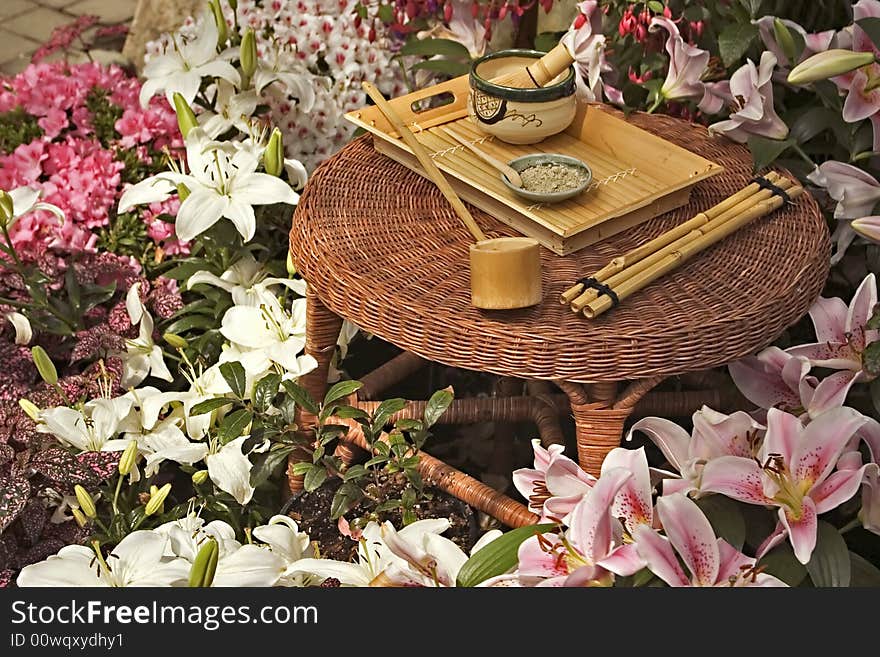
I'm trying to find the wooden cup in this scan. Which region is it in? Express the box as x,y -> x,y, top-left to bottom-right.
469,237 -> 543,309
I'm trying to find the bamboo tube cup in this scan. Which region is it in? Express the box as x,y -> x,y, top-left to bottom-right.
362,82 -> 542,310
560,172 -> 785,306
583,187 -> 803,318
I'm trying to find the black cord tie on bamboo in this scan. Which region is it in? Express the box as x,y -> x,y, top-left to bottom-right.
752,176 -> 792,204
578,277 -> 620,307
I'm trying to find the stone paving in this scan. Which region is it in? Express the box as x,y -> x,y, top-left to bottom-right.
0,0 -> 138,75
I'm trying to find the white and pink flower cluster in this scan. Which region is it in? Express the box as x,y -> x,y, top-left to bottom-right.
0,62 -> 182,254
145,0 -> 406,172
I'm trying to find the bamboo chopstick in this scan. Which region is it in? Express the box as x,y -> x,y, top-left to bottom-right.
562,173 -> 791,311
582,186 -> 803,319
361,82 -> 487,243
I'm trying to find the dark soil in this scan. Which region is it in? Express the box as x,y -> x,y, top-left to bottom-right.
286,471 -> 476,562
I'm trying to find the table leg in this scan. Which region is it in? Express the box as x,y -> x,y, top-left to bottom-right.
558,377 -> 664,476
288,291 -> 344,494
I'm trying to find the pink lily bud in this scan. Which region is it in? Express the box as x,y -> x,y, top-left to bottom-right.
788,48 -> 876,85
852,216 -> 880,244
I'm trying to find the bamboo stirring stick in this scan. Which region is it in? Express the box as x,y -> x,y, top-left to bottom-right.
439,125 -> 524,188
570,175 -> 796,312
560,172 -> 784,305
582,186 -> 803,319
361,82 -> 486,242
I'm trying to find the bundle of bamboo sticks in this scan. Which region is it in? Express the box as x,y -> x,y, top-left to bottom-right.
560,172 -> 803,319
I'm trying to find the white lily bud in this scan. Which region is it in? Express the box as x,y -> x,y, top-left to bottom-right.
773,19 -> 797,62
172,92 -> 198,138
208,0 -> 228,47
264,128 -> 285,177
189,538 -> 219,587
240,28 -> 257,83
0,190 -> 13,224
163,332 -> 188,349
74,485 -> 96,519
286,251 -> 297,276
18,398 -> 40,421
192,469 -> 209,485
144,483 -> 172,516
118,440 -> 139,476
72,507 -> 88,528
31,346 -> 58,386
788,49 -> 876,85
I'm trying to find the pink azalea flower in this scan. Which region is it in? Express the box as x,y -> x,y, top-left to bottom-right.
633,494 -> 787,587
629,406 -> 762,494
808,161 -> 880,262
786,273 -> 878,378
649,17 -> 710,103
512,439 -> 596,520
729,347 -> 859,419
708,51 -> 789,143
700,407 -> 869,564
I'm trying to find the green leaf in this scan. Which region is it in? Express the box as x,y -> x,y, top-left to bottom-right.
857,17 -> 880,52
281,380 -> 319,415
377,3 -> 393,23
253,373 -> 282,412
330,482 -> 364,519
303,465 -> 327,492
372,398 -> 407,431
249,446 -> 295,488
424,388 -> 453,428
867,305 -> 880,330
647,0 -> 664,12
401,486 -> 417,509
400,37 -> 470,60
190,397 -> 238,416
323,380 -> 363,406
696,496 -> 746,550
788,106 -> 837,144
456,523 -> 558,587
737,0 -> 763,18
806,521 -> 851,587
290,461 -> 313,476
334,406 -> 370,421
217,408 -> 253,444
164,313 -> 218,335
718,23 -> 758,68
410,59 -> 472,77
759,544 -> 808,587
863,340 -> 880,379
364,455 -> 388,468
343,464 -> 368,482
849,551 -> 880,587
219,361 -> 247,399
533,31 -> 562,53
747,135 -> 795,172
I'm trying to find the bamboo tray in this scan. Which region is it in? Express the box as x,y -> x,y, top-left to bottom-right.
345,75 -> 724,255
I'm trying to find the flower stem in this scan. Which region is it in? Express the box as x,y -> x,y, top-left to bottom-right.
112,472 -> 124,515
840,518 -> 861,534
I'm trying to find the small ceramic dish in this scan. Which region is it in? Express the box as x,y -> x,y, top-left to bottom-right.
468,49 -> 577,145
501,153 -> 593,204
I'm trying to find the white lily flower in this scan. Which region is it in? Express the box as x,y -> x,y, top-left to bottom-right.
286,519 -> 452,586
118,128 -> 298,242
38,396 -> 134,453
206,435 -> 257,505
140,16 -> 240,108
2,186 -> 64,227
217,342 -> 317,389
199,80 -> 260,138
134,416 -> 209,477
16,530 -> 190,587
187,252 -> 306,306
5,311 -> 32,345
253,43 -> 318,113
252,515 -> 315,587
220,296 -> 307,373
119,284 -> 173,388
157,515 -> 285,586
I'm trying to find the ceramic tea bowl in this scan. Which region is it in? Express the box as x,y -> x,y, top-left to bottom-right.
468,50 -> 577,145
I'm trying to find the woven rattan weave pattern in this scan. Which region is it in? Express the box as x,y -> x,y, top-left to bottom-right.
289,110 -> 830,384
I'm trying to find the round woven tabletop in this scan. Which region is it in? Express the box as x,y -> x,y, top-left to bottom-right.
290,110 -> 830,384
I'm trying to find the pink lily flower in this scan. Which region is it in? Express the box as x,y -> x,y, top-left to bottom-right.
850,418 -> 880,534
754,16 -> 834,71
700,407 -> 869,564
633,494 -> 787,587
807,162 -> 880,262
648,17 -> 710,103
729,347 -> 860,419
708,51 -> 789,143
786,273 -> 878,378
512,439 -> 596,520
515,456 -> 649,587
840,1 -> 880,122
628,406 -> 763,495
562,1 -> 618,104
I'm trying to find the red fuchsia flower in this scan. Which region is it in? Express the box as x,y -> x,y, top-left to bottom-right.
708,52 -> 789,143
633,494 -> 787,587
628,67 -> 652,84
701,407 -> 869,564
629,406 -> 763,495
729,347 -> 860,420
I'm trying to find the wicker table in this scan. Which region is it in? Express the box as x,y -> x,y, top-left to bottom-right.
288,110 -> 830,527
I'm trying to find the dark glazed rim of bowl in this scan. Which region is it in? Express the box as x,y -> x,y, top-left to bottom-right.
470,49 -> 576,103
